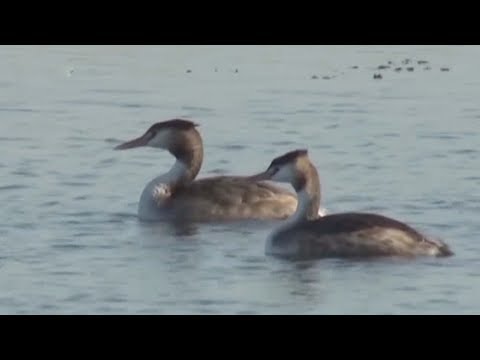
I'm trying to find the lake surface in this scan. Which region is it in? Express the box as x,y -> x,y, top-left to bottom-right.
0,45 -> 479,314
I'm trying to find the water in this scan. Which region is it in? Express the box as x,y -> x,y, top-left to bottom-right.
0,45 -> 479,314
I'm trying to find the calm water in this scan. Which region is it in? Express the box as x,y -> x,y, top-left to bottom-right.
1,45 -> 479,314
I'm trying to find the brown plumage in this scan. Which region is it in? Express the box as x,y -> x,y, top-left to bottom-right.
272,212 -> 453,259
115,119 -> 299,222
164,176 -> 297,221
254,149 -> 454,260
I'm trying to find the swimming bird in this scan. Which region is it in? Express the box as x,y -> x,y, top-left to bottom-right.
114,119 -> 305,222
250,149 -> 453,260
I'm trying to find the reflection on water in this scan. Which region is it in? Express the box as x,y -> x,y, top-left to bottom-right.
140,220 -> 201,238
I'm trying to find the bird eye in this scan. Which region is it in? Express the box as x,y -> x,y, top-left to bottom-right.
270,166 -> 279,175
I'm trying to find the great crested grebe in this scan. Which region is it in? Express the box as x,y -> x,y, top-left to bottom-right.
115,119 -> 320,222
250,149 -> 454,260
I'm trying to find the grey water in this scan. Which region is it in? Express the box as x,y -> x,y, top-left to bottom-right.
0,45 -> 478,314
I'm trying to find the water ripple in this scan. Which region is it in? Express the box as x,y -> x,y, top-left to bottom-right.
59,181 -> 93,187
0,184 -> 28,191
0,137 -> 32,142
0,108 -> 36,113
60,99 -> 154,109
181,106 -> 215,113
41,201 -> 60,207
64,293 -> 91,302
219,144 -> 246,151
10,170 -> 38,178
51,244 -> 87,250
89,88 -> 151,95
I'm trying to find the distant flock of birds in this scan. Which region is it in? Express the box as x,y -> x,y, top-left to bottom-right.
183,58 -> 451,81
368,58 -> 451,80
311,58 -> 451,81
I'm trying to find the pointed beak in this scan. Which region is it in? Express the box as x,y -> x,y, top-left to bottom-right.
114,132 -> 150,150
248,170 -> 272,182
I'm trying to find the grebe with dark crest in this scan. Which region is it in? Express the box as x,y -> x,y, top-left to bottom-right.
114,119 -> 321,222
250,149 -> 453,260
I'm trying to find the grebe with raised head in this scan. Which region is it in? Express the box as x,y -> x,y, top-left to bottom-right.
114,119 -> 320,222
250,149 -> 453,259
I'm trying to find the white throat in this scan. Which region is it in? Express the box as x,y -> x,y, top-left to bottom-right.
290,188 -> 312,222
271,188 -> 312,232
164,160 -> 189,184
265,188 -> 315,256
